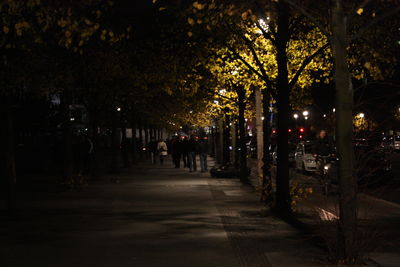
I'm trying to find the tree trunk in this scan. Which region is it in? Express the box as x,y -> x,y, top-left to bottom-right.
138,122 -> 143,159
275,1 -> 291,216
2,96 -> 17,213
111,108 -> 119,174
331,0 -> 357,259
130,115 -> 137,164
262,88 -> 273,204
233,120 -> 238,168
217,118 -> 223,164
120,112 -> 130,168
144,126 -> 149,159
237,87 -> 249,182
223,110 -> 231,165
255,87 -> 264,191
61,90 -> 73,186
90,110 -> 100,180
144,127 -> 149,144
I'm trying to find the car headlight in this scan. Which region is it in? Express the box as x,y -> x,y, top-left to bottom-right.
323,163 -> 331,174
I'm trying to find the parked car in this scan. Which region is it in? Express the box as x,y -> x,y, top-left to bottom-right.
246,138 -> 257,158
294,141 -> 317,173
323,142 -> 393,186
381,136 -> 400,153
271,143 -> 297,165
390,136 -> 400,152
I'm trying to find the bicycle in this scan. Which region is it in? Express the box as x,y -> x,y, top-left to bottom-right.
313,155 -> 332,196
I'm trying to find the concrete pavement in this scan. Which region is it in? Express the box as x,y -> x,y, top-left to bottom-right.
0,157 -> 325,267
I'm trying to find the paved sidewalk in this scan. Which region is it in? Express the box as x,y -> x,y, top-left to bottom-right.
1,157 -> 325,267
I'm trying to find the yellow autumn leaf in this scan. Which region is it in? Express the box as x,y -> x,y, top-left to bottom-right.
100,34 -> 106,40
3,26 -> 9,34
16,29 -> 22,36
187,17 -> 195,25
241,11 -> 248,20
58,19 -> 67,28
187,31 -> 193,37
356,8 -> 363,15
109,31 -> 114,37
193,2 -> 205,10
159,7 -> 166,11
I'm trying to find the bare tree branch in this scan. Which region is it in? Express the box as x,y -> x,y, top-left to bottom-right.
289,43 -> 329,88
225,45 -> 277,100
283,0 -> 331,38
254,20 -> 276,45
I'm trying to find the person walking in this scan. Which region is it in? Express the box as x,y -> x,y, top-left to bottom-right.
181,136 -> 189,168
312,129 -> 334,174
187,135 -> 198,172
157,139 -> 168,165
148,138 -> 158,164
198,136 -> 209,173
171,136 -> 182,168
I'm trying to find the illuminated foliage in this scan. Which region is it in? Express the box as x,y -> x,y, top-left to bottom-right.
184,0 -> 333,116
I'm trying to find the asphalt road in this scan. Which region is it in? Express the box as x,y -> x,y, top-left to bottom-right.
364,152 -> 400,204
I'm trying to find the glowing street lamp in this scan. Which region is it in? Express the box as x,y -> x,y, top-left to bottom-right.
358,113 -> 365,118
293,113 -> 299,128
302,111 -> 309,134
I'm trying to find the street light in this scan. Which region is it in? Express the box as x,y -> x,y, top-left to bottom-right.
293,113 -> 299,129
302,111 -> 309,138
358,113 -> 365,118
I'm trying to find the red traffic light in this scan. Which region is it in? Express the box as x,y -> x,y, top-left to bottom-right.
299,128 -> 305,133
288,128 -> 292,133
272,129 -> 277,134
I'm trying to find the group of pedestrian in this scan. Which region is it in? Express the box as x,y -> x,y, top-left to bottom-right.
171,135 -> 209,172
147,134 -> 209,172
